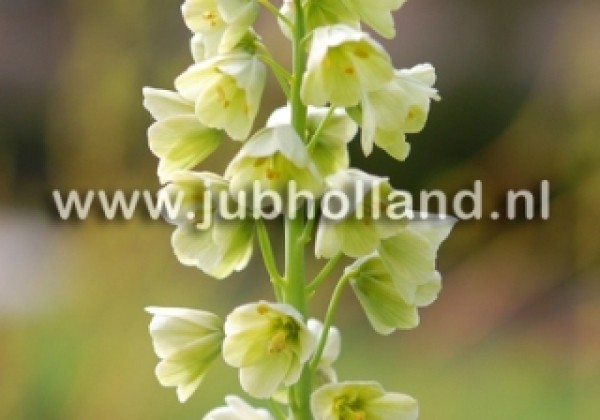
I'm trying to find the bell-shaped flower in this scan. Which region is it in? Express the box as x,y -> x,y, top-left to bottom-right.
143,87 -> 222,184
346,254 -> 441,334
302,25 -> 393,107
315,169 -> 407,259
222,301 -> 316,398
267,105 -> 357,177
377,214 -> 455,303
162,171 -> 254,279
279,0 -> 359,39
347,0 -> 406,39
176,52 -> 266,141
224,124 -> 323,206
182,0 -> 258,54
352,63 -> 439,160
311,381 -> 418,420
146,306 -> 224,403
204,395 -> 273,420
308,319 -> 341,383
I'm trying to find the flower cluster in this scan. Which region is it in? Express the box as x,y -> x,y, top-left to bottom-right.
143,0 -> 452,418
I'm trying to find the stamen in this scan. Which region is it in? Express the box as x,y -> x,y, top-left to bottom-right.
268,331 -> 287,353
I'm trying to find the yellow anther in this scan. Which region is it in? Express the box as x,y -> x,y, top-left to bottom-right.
257,304 -> 269,315
268,331 -> 287,354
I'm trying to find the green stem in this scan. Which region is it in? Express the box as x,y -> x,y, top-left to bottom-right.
287,0 -> 312,418
257,53 -> 292,99
268,399 -> 288,420
257,220 -> 286,301
258,0 -> 294,29
309,271 -> 353,371
307,252 -> 343,294
298,216 -> 315,245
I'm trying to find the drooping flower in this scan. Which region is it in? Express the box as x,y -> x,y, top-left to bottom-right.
347,254 -> 443,334
308,319 -> 341,383
224,124 -> 323,207
182,0 -> 259,54
302,24 -> 393,107
315,169 -> 408,259
351,63 -> 439,160
311,381 -> 419,420
143,87 -> 222,184
346,0 -> 406,39
146,306 -> 224,403
377,214 -> 455,303
203,395 -> 273,420
222,301 -> 315,398
267,105 -> 358,177
176,52 -> 266,141
162,170 -> 254,279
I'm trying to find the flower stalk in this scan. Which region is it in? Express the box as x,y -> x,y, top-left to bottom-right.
142,0 -> 453,418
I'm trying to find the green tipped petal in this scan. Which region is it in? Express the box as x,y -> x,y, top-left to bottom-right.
347,0 -> 406,39
146,307 -> 223,402
148,116 -> 222,184
349,255 -> 419,334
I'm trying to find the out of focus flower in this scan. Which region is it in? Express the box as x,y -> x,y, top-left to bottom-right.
176,52 -> 266,141
352,64 -> 439,160
162,171 -> 254,279
222,301 -> 315,398
267,105 -> 357,177
315,169 -> 407,259
182,0 -> 258,53
302,25 -> 393,107
311,381 -> 418,420
224,124 -> 323,206
347,254 -> 442,334
143,87 -> 222,184
204,395 -> 273,420
146,306 -> 223,402
346,0 -> 406,39
377,214 -> 455,303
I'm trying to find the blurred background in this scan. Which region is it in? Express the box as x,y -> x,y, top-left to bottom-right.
1,0 -> 599,418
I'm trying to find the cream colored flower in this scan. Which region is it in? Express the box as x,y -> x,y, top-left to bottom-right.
224,124 -> 323,205
377,214 -> 455,304
353,63 -> 439,160
143,87 -> 222,184
176,52 -> 266,141
162,171 -> 254,279
347,0 -> 406,39
267,105 -> 357,177
311,381 -> 418,420
222,301 -> 316,398
146,306 -> 223,402
315,169 -> 407,259
302,25 -> 393,107
182,0 -> 258,54
204,395 -> 273,420
347,254 -> 442,334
